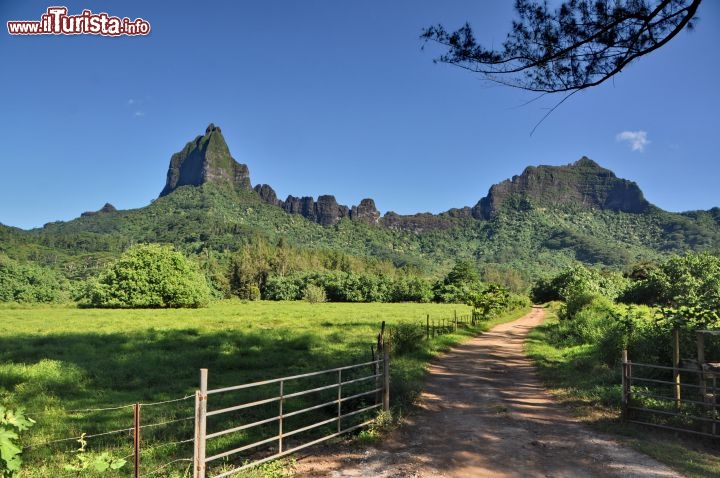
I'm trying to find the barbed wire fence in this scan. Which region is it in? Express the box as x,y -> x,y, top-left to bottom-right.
23,394 -> 196,477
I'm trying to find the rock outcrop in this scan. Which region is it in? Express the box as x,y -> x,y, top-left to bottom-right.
254,184 -> 279,206
81,203 -> 117,217
278,194 -> 369,226
472,157 -> 650,219
315,195 -> 350,226
350,199 -> 380,224
159,124 -> 251,197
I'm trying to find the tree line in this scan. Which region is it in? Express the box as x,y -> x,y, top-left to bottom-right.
0,242 -> 528,319
532,252 -> 720,365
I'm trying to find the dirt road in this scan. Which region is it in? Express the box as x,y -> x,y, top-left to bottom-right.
294,307 -> 684,477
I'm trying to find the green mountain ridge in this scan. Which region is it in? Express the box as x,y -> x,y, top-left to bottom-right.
472,157 -> 650,219
2,125 -> 719,290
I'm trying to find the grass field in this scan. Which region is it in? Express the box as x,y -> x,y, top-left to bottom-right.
1,300 -> 521,477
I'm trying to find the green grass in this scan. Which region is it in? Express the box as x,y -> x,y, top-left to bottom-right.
526,305 -> 720,478
1,300 -> 526,477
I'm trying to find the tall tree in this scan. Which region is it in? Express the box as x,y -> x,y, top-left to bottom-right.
423,1 -> 701,97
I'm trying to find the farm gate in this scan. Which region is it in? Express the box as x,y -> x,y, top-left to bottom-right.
621,350 -> 720,438
192,344 -> 390,478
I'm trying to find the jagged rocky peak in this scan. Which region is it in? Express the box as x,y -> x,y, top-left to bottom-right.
315,195 -> 350,226
277,194 -> 349,226
268,193 -> 376,227
254,184 -> 279,206
159,123 -> 251,197
351,198 -> 380,224
472,156 -> 650,219
81,203 -> 117,217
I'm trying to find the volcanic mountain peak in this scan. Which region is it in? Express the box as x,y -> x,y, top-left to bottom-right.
159,123 -> 251,197
471,157 -> 650,219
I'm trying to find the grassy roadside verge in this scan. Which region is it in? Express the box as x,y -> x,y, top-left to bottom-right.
525,305 -> 720,478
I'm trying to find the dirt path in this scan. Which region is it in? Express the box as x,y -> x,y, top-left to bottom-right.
294,307 -> 684,477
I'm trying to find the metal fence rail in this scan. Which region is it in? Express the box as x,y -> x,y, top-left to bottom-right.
193,346 -> 390,478
621,352 -> 720,439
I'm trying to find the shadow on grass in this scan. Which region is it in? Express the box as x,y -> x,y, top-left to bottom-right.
2,327 -> 383,467
0,327 -> 375,406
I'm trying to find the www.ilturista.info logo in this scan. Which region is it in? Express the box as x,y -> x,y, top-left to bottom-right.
7,7 -> 150,36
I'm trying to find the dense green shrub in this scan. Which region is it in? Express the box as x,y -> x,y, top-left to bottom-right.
83,244 -> 211,308
619,253 -> 720,363
622,252 -> 720,311
390,276 -> 433,303
390,322 -> 426,356
433,260 -> 484,303
263,275 -> 303,301
533,264 -> 628,320
0,255 -> 68,303
302,283 -> 326,303
604,305 -> 655,364
507,292 -> 532,310
544,297 -> 653,366
535,263 -> 656,365
465,284 -> 510,319
262,271 -> 431,303
571,296 -> 620,343
433,282 -> 482,304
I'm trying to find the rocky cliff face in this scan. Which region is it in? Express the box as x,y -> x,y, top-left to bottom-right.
350,199 -> 381,224
159,124 -> 251,197
158,128 -> 652,230
253,184 -> 279,206
314,195 -> 350,226
253,182 -> 378,226
159,125 -> 381,227
472,157 -> 650,219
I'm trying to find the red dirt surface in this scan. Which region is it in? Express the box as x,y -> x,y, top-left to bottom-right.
293,307 -> 684,477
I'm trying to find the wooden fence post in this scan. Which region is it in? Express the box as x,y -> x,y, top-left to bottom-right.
697,331 -> 707,401
133,403 -> 141,478
194,368 -> 208,478
454,310 -> 457,331
377,321 -> 385,353
383,341 -> 390,412
426,314 -> 430,341
621,350 -> 629,421
673,328 -> 681,409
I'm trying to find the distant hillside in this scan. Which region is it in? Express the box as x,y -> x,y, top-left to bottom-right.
4,124 -> 719,289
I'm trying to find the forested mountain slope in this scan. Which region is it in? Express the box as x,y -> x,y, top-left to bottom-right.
3,125 -> 718,289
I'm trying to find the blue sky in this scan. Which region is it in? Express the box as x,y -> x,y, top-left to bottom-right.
1,1 -> 719,230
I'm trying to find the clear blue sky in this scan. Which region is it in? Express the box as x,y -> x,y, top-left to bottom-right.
2,1 -> 719,230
